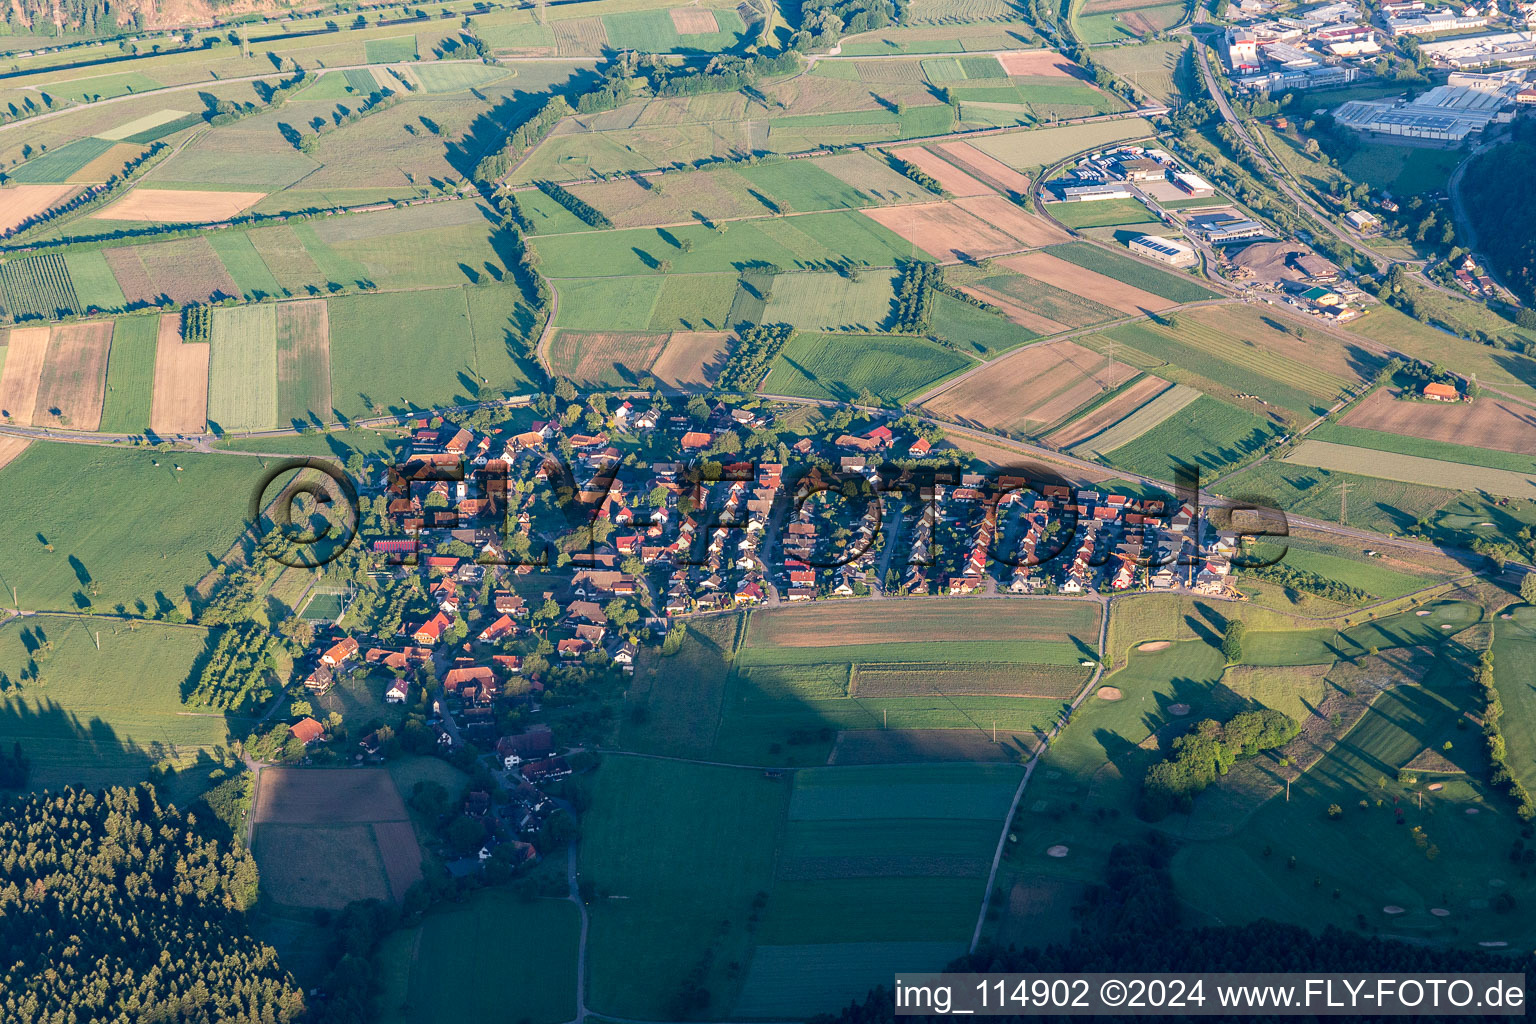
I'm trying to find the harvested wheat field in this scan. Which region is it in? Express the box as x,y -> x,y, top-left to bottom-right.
68,142 -> 142,183
94,188 -> 267,223
552,16 -> 609,55
0,435 -> 29,471
935,142 -> 1033,195
0,326 -> 51,425
954,195 -> 1071,248
1000,251 -> 1174,314
670,7 -> 718,31
149,314 -> 208,435
1341,388 -> 1536,456
861,201 -> 1022,261
1046,375 -> 1171,447
648,330 -> 730,390
955,283 -> 1068,336
547,329 -> 669,388
31,320 -> 112,429
890,146 -> 994,196
0,184 -> 76,233
997,50 -> 1080,77
924,340 -> 1130,434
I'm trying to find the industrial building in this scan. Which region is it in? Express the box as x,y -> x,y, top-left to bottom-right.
1332,83 -> 1517,141
1237,64 -> 1360,91
1385,9 -> 1488,35
1189,211 -> 1268,244
1059,182 -> 1134,202
1115,156 -> 1164,181
1172,171 -> 1215,197
1129,235 -> 1199,267
1418,30 -> 1536,68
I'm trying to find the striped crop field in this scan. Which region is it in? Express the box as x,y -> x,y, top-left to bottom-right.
1069,382 -> 1201,457
1282,440 -> 1536,498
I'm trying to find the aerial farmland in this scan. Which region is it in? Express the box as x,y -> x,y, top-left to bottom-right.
2,0 -> 1536,1019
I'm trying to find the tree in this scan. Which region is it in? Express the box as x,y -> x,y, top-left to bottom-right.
1222,618 -> 1246,664
1521,572 -> 1536,606
290,699 -> 313,718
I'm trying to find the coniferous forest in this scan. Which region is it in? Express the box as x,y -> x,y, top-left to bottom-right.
0,785 -> 304,1024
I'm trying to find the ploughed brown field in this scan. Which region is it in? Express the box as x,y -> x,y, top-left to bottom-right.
31,320 -> 113,429
935,143 -> 1033,196
924,339 -> 1132,434
94,188 -> 267,223
148,314 -> 209,435
889,145 -> 995,197
0,326 -> 51,426
1340,387 -> 1536,456
1046,374 -> 1171,447
254,767 -> 411,824
999,250 -> 1176,315
648,330 -> 731,390
861,201 -> 1023,262
0,184 -> 76,233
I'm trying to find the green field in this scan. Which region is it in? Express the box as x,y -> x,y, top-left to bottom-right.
98,313 -> 159,433
0,618 -> 226,791
1214,460 -> 1456,536
327,286 -> 494,419
1049,198 -> 1161,230
601,8 -> 749,52
1307,422 -> 1536,475
0,442 -> 265,614
1045,241 -> 1215,303
377,886 -> 579,1024
527,210 -> 919,279
0,252 -> 79,319
928,290 -> 1036,357
7,137 -> 117,183
208,305 -> 279,432
1340,143 -> 1461,197
275,300 -> 332,427
62,250 -> 128,311
1102,393 -> 1280,478
582,757 -> 789,1020
760,331 -> 970,403
1076,1 -> 1187,43
1101,320 -> 1351,416
1493,605 -> 1536,797
364,35 -> 417,61
552,276 -> 664,332
648,273 -> 738,331
1284,441 -> 1536,500
761,269 -> 900,331
207,232 -> 283,300
1260,540 -> 1440,601
1093,40 -> 1187,104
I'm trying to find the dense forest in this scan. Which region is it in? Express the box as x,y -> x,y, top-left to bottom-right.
818,836 -> 1534,1024
0,785 -> 305,1024
1462,120 -> 1536,303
